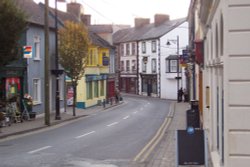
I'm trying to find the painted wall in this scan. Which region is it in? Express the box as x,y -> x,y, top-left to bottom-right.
202,0 -> 250,166
160,22 -> 189,100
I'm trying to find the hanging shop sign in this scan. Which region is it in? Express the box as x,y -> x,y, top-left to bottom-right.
23,46 -> 32,58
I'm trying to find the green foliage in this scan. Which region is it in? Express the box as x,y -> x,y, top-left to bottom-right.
0,0 -> 27,66
58,21 -> 90,84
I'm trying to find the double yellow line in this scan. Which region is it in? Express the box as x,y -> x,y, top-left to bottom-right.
133,102 -> 175,162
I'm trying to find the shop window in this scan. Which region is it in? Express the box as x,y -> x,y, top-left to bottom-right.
100,80 -> 104,96
94,81 -> 99,97
86,81 -> 93,99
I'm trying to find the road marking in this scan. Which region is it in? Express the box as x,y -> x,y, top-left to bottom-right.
123,115 -> 130,120
133,111 -> 138,114
107,122 -> 118,127
28,146 -> 52,154
75,131 -> 95,139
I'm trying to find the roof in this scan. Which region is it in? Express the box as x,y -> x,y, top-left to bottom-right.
14,0 -> 113,49
88,25 -> 114,34
113,18 -> 187,44
89,32 -> 112,48
14,0 -> 48,26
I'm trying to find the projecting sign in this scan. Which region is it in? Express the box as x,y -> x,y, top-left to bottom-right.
23,46 -> 32,58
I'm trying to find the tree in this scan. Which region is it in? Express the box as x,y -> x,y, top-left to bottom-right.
58,21 -> 90,116
0,0 -> 27,66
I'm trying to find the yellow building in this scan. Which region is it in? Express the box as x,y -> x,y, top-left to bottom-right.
76,32 -> 111,108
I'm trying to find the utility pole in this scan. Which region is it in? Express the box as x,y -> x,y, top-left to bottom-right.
44,0 -> 50,125
54,0 -> 61,120
177,35 -> 180,101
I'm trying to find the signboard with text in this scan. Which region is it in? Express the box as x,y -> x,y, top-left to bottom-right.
23,46 -> 32,58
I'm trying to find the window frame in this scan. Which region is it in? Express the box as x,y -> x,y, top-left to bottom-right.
32,78 -> 41,103
151,40 -> 156,53
151,58 -> 156,73
34,36 -> 41,60
142,42 -> 146,54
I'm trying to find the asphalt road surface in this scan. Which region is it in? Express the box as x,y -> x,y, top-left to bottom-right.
0,95 -> 171,167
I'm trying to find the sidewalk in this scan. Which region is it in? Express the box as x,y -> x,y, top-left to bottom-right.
0,102 -> 123,139
144,102 -> 213,167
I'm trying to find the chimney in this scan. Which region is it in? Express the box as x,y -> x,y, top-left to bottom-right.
67,2 -> 84,20
154,14 -> 170,26
134,18 -> 150,28
81,14 -> 91,26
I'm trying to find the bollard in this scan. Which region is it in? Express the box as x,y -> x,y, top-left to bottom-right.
102,99 -> 106,108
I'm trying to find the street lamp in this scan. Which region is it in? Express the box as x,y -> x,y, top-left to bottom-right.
52,0 -> 65,120
167,36 -> 180,101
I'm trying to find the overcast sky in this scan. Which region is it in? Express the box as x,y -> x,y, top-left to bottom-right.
33,0 -> 190,26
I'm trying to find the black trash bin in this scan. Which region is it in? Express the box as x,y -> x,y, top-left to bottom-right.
186,100 -> 200,128
186,109 -> 200,128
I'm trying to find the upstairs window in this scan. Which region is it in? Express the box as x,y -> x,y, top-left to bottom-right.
142,42 -> 146,53
151,40 -> 156,53
126,60 -> 130,72
165,59 -> 180,73
126,43 -> 130,55
132,60 -> 136,72
152,59 -> 156,73
34,36 -> 41,60
132,43 -> 136,55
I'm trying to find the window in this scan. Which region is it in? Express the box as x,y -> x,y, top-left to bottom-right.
152,59 -> 156,73
33,79 -> 41,103
120,61 -> 124,71
94,81 -> 99,97
142,42 -> 146,53
120,44 -> 124,56
165,59 -> 179,73
86,81 -> 93,99
151,41 -> 156,53
100,80 -> 104,96
170,60 -> 177,72
142,60 -> 147,72
88,49 -> 93,65
126,60 -> 130,72
34,36 -> 40,60
126,43 -> 130,55
132,43 -> 136,55
132,60 -> 136,72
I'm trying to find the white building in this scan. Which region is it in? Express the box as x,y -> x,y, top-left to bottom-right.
114,15 -> 189,99
189,0 -> 250,166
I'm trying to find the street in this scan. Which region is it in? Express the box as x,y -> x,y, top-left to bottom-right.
0,96 -> 171,167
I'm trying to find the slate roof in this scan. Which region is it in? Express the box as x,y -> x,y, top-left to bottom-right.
88,25 -> 114,34
14,0 -> 49,26
14,0 -> 111,48
113,18 -> 186,44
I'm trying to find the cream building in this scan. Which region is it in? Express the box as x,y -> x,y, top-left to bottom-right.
189,0 -> 250,166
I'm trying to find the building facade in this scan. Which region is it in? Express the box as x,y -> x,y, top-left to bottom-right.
189,0 -> 250,166
114,15 -> 188,99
